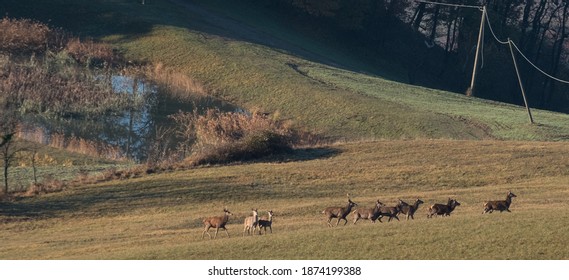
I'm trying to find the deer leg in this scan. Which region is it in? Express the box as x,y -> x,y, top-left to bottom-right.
214,228 -> 219,239
202,225 -> 211,239
224,228 -> 230,238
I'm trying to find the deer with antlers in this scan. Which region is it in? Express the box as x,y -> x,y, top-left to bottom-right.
202,208 -> 233,239
322,194 -> 358,227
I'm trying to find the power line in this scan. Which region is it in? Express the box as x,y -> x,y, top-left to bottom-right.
415,0 -> 482,10
484,9 -> 569,84
510,41 -> 569,84
484,10 -> 508,45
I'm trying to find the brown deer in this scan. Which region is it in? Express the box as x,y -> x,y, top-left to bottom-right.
377,203 -> 401,222
258,210 -> 274,234
242,208 -> 259,236
202,208 -> 233,239
482,191 -> 517,214
352,200 -> 385,224
322,194 -> 358,227
427,198 -> 460,218
398,198 -> 424,220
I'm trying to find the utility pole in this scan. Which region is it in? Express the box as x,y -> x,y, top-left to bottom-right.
508,40 -> 534,124
415,1 -> 485,97
467,6 -> 486,97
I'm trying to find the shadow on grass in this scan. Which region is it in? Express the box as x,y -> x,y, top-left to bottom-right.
0,0 -> 388,79
0,147 -> 341,221
267,146 -> 341,162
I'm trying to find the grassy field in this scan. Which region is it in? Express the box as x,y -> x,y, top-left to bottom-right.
2,0 -> 569,260
2,140 -> 568,259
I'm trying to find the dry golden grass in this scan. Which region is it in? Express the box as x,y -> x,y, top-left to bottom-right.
1,140 -> 568,259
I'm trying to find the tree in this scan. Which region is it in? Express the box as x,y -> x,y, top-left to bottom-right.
1,135 -> 25,195
1,106 -> 20,195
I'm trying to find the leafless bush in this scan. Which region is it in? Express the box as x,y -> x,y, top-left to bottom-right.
1,54 -> 144,119
170,109 -> 297,165
65,37 -> 117,67
25,175 -> 65,196
0,17 -> 52,55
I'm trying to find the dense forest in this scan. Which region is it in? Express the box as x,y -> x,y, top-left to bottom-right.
251,0 -> 569,112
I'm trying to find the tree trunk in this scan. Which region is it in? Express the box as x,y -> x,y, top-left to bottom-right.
544,3 -> 569,108
412,3 -> 426,30
3,152 -> 8,195
430,5 -> 441,42
519,0 -> 534,49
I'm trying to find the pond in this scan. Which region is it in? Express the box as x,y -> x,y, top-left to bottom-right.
17,75 -> 244,162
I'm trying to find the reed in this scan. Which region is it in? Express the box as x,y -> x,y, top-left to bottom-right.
170,109 -> 297,165
16,125 -> 125,161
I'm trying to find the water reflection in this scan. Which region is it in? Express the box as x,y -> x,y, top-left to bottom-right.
19,76 -> 243,162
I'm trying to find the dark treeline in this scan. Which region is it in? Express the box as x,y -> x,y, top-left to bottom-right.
249,0 -> 569,112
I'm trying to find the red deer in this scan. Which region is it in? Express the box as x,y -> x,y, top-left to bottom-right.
377,203 -> 401,222
243,208 -> 259,236
398,198 -> 424,220
202,208 -> 233,239
483,191 -> 517,214
427,198 -> 460,218
258,210 -> 274,234
322,194 -> 358,227
352,200 -> 385,224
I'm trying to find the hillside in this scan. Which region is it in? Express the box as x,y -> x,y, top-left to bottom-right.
3,0 -> 569,141
1,0 -> 569,262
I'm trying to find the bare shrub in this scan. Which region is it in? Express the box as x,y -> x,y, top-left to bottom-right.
0,53 -> 142,119
0,17 -> 51,54
25,175 -> 65,196
170,109 -> 297,165
65,37 -> 117,67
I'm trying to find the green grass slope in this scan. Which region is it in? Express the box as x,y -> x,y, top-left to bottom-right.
4,0 -> 569,140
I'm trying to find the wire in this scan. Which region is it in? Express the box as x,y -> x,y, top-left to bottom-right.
414,0 -> 482,10
484,9 -> 509,45
510,41 -> 569,84
484,8 -> 569,84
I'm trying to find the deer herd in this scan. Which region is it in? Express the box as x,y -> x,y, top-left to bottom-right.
201,191 -> 517,239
